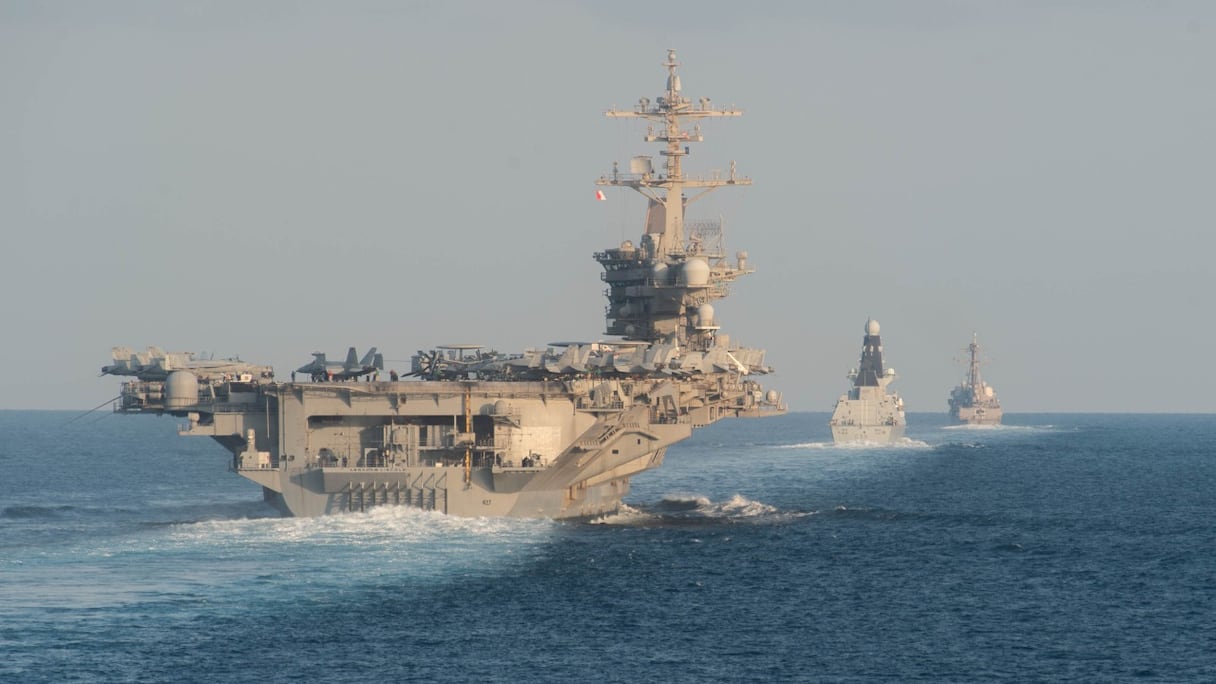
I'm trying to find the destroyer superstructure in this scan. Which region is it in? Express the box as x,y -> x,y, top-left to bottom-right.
829,319 -> 906,443
948,333 -> 1002,425
101,51 -> 784,519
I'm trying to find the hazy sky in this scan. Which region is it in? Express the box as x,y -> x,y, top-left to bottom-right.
3,1 -> 1213,412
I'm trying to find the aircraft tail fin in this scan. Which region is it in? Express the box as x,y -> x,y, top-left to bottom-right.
372,353 -> 384,370
357,345 -> 376,367
344,347 -> 359,369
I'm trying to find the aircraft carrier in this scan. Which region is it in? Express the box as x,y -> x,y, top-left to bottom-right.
948,333 -> 1003,425
829,319 -> 906,443
101,50 -> 785,519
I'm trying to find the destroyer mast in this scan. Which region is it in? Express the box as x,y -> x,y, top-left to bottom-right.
949,333 -> 1003,425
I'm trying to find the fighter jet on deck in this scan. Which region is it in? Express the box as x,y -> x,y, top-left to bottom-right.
296,347 -> 383,381
101,346 -> 271,382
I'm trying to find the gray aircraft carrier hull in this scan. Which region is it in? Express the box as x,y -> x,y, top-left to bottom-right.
156,377 -> 770,519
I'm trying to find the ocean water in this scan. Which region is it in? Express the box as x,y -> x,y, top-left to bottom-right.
2,410 -> 1214,682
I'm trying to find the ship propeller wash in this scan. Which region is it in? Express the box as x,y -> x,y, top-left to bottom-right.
829,319 -> 906,443
100,50 -> 785,519
948,333 -> 1002,425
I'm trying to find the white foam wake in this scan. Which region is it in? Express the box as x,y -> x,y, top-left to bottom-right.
777,438 -> 931,450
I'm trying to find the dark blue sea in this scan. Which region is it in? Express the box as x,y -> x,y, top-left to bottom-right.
2,411 -> 1214,683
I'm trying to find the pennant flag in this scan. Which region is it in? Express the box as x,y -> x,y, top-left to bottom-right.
595,189 -> 606,201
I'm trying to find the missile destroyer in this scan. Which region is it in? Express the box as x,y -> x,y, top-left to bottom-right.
948,333 -> 1002,425
829,319 -> 906,443
100,50 -> 785,519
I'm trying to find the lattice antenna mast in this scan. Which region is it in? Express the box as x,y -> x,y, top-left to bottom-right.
598,49 -> 751,258
966,333 -> 984,390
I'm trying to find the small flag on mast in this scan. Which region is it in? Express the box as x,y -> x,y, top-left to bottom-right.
595,190 -> 606,201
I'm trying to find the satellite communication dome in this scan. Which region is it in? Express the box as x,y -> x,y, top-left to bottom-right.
697,303 -> 715,325
164,371 -> 199,409
652,263 -> 669,284
866,319 -> 881,335
682,258 -> 710,287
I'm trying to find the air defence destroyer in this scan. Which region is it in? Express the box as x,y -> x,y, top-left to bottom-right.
100,50 -> 785,519
948,333 -> 1002,425
829,319 -> 906,443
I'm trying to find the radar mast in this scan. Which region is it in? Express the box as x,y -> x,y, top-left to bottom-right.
966,333 -> 985,391
596,50 -> 754,349
598,49 -> 750,257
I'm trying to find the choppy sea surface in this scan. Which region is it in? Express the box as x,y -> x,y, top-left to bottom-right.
2,410 -> 1214,682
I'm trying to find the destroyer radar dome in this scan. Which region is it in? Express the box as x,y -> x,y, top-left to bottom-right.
866,319 -> 881,335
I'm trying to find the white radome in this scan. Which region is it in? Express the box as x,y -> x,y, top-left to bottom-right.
866,319 -> 881,336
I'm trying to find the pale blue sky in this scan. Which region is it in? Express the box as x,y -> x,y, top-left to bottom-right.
2,1 -> 1212,412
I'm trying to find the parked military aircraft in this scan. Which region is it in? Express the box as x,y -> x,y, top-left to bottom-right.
101,346 -> 270,382
296,347 -> 383,381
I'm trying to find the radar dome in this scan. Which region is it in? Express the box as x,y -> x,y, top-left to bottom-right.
164,371 -> 199,409
866,319 -> 881,335
697,303 -> 715,326
652,263 -> 669,284
682,258 -> 710,287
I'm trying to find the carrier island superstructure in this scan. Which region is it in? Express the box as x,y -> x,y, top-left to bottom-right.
948,333 -> 1003,425
101,51 -> 785,519
829,319 -> 906,443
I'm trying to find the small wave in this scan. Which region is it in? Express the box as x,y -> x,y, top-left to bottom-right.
590,503 -> 653,525
657,494 -> 712,511
715,494 -> 779,518
597,493 -> 804,527
776,438 -> 931,450
945,442 -> 988,450
827,505 -> 906,522
826,438 -> 931,450
1,505 -> 76,519
942,423 -> 1054,432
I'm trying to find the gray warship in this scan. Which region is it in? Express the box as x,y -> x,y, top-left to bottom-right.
948,333 -> 1003,425
100,50 -> 785,519
829,319 -> 906,443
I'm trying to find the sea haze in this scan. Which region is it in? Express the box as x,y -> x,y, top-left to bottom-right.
2,410 -> 1214,682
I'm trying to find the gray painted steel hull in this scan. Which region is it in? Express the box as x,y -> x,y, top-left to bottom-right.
829,420 -> 906,444
950,405 -> 1003,425
169,377 -> 775,519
